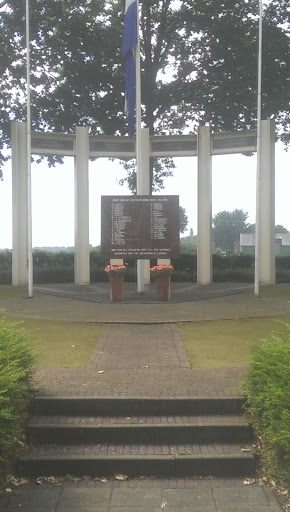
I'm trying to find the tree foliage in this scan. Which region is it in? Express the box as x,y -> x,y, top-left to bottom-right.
212,209 -> 249,251
275,224 -> 289,234
179,206 -> 188,234
242,223 -> 289,234
0,0 -> 289,183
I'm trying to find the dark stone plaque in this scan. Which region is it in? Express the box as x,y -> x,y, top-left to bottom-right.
101,195 -> 180,259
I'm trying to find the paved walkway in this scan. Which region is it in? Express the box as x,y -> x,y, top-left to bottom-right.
1,476 -> 283,512
1,282 -> 290,323
0,283 -> 288,511
34,323 -> 246,398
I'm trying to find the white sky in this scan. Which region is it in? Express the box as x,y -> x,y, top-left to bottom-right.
0,142 -> 289,249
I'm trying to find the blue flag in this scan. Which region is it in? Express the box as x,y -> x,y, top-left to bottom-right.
123,0 -> 138,137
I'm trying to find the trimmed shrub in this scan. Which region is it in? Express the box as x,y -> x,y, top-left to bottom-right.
33,265 -> 74,283
172,254 -> 197,272
276,269 -> 290,283
213,268 -> 254,282
0,318 -> 36,486
0,250 -> 12,266
276,256 -> 290,269
244,327 -> 290,485
213,253 -> 255,270
1,249 -> 290,284
0,268 -> 12,285
171,271 -> 196,282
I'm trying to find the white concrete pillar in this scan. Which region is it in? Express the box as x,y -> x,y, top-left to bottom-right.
197,125 -> 212,284
137,128 -> 151,286
11,121 -> 28,286
74,126 -> 90,284
258,119 -> 275,285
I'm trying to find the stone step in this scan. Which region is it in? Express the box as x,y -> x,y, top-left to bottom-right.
32,396 -> 245,416
17,443 -> 256,478
27,415 -> 251,445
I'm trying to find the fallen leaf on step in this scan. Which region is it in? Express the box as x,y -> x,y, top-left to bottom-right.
20,478 -> 29,485
241,448 -> 251,452
243,479 -> 256,485
161,501 -> 167,509
44,476 -> 60,484
67,476 -> 81,483
143,366 -> 149,369
8,476 -> 29,487
5,488 -> 12,494
98,371 -> 104,374
115,474 -> 128,481
36,477 -> 43,485
95,477 -> 108,484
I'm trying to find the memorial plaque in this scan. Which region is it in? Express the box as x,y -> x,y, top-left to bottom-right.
101,195 -> 180,259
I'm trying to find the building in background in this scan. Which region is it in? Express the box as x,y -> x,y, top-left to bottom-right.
240,233 -> 290,256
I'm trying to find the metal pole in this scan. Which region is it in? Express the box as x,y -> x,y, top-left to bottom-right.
26,0 -> 33,297
254,0 -> 263,297
135,0 -> 145,293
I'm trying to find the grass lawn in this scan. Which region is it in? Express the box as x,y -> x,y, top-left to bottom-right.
178,314 -> 290,367
0,285 -> 36,299
0,315 -> 103,368
258,284 -> 290,301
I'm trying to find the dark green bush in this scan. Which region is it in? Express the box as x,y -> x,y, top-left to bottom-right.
213,268 -> 254,282
171,271 -> 196,282
213,254 -> 255,270
1,249 -> 290,284
276,269 -> 290,283
33,265 -> 74,283
0,250 -> 12,266
0,318 -> 36,485
33,250 -> 74,267
0,268 -> 12,285
172,254 -> 197,272
244,327 -> 290,485
276,256 -> 290,269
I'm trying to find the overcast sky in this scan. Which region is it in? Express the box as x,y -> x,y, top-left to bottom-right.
0,141 -> 289,249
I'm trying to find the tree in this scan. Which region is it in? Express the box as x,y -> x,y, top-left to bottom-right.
275,224 -> 289,233
0,0 -> 289,183
243,223 -> 289,234
212,209 -> 249,251
179,206 -> 188,234
180,0 -> 290,142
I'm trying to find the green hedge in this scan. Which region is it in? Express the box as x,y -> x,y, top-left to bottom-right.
276,256 -> 290,269
0,318 -> 36,486
213,268 -> 254,282
0,250 -> 290,283
33,265 -> 74,283
244,328 -> 290,485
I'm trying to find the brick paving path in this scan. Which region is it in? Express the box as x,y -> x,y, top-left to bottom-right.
33,323 -> 246,398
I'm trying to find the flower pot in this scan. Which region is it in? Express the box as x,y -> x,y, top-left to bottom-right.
110,276 -> 124,302
156,275 -> 171,301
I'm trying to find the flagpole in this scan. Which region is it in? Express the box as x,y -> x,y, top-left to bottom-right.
254,0 -> 263,297
135,0 -> 145,293
26,0 -> 33,298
